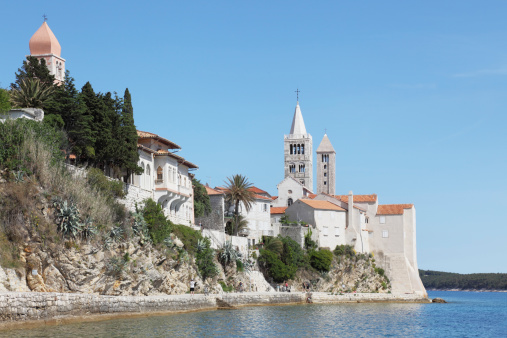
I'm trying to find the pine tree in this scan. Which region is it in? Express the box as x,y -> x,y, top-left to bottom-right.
11,56 -> 56,90
79,82 -> 100,162
118,88 -> 142,180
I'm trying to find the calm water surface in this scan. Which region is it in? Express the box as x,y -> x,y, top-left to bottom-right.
1,291 -> 506,337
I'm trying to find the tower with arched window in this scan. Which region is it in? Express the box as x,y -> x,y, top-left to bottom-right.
284,101 -> 313,191
316,133 -> 336,195
28,20 -> 66,83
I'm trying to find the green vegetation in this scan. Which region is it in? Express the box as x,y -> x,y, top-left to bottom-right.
195,237 -> 218,281
419,270 -> 507,290
141,199 -> 173,245
192,178 -> 211,218
224,174 -> 255,235
258,235 -> 307,283
334,244 -> 355,257
10,78 -> 54,109
0,88 -> 12,113
309,249 -> 333,272
219,281 -> 234,292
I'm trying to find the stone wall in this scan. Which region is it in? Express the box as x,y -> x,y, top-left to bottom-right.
0,291 -> 429,328
195,194 -> 224,231
119,183 -> 153,212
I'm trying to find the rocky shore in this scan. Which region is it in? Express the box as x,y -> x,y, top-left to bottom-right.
0,291 -> 429,330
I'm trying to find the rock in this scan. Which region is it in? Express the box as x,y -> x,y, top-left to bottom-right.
432,298 -> 447,303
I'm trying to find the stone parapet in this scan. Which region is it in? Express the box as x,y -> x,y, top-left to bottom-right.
0,292 -> 429,329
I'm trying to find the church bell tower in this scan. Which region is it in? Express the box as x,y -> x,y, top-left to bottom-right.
284,99 -> 313,191
316,134 -> 336,195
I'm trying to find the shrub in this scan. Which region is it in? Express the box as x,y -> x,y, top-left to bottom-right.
218,241 -> 240,267
219,281 -> 234,292
195,237 -> 218,281
334,244 -> 355,257
375,267 -> 385,277
236,259 -> 244,272
172,223 -> 202,255
279,235 -> 307,268
258,248 -> 296,283
142,199 -> 173,245
87,168 -> 125,200
309,249 -> 333,272
304,228 -> 317,251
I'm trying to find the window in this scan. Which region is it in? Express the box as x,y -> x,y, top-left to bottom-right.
289,164 -> 296,173
288,190 -> 292,194
365,217 -> 369,224
264,204 -> 267,212
382,230 -> 389,238
290,144 -> 293,154
299,164 -> 305,173
380,216 -> 386,224
300,180 -> 304,185
157,166 -> 163,182
288,198 -> 293,207
324,172 -> 327,177
301,144 -> 305,154
146,164 -> 151,176
324,181 -> 327,185
335,227 -> 340,237
323,226 -> 329,236
324,165 -> 327,169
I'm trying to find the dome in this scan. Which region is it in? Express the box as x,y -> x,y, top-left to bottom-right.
29,21 -> 61,56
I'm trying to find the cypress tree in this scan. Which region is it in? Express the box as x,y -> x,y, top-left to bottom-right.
79,82 -> 100,163
119,88 -> 142,180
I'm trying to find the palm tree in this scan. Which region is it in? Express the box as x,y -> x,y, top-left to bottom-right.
228,214 -> 249,236
224,174 -> 255,235
10,78 -> 54,108
263,236 -> 283,256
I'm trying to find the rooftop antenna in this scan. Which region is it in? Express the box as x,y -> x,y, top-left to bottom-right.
295,88 -> 300,101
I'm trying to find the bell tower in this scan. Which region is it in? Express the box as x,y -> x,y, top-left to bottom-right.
316,134 -> 336,195
284,99 -> 313,191
28,19 -> 66,83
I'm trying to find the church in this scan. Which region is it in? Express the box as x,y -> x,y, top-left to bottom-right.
271,99 -> 426,296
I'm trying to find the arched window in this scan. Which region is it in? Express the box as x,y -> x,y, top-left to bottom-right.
289,164 -> 296,173
297,144 -> 301,154
288,198 -> 293,207
157,166 -> 163,182
146,164 -> 151,176
140,162 -> 145,188
299,164 -> 305,173
290,144 -> 293,154
301,144 -> 305,154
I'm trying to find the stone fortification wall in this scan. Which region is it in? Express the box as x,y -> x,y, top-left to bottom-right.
279,225 -> 318,248
0,291 -> 428,328
195,195 -> 224,231
120,183 -> 153,212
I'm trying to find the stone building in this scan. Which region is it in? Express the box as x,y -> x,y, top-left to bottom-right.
284,102 -> 313,191
316,134 -> 336,195
195,186 -> 225,231
122,130 -> 198,226
28,20 -> 65,83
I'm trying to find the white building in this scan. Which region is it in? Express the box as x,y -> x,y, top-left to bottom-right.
123,130 -> 198,226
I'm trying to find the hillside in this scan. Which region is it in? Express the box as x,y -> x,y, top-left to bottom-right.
419,270 -> 507,291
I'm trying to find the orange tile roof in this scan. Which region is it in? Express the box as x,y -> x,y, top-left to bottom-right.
334,194 -> 377,203
254,194 -> 272,201
271,207 -> 287,214
271,196 -> 278,200
137,130 -> 181,149
154,149 -> 198,169
308,194 -> 317,199
205,186 -> 223,196
137,144 -> 157,154
377,204 -> 414,215
299,199 -> 346,211
249,186 -> 269,195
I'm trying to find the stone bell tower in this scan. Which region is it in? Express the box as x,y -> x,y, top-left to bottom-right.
29,19 -> 66,83
316,133 -> 336,195
284,100 -> 313,191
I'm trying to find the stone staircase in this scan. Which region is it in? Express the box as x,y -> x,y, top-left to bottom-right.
384,254 -> 414,294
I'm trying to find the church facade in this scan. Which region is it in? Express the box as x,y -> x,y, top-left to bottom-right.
271,100 -> 426,296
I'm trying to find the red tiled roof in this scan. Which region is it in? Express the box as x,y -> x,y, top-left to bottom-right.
308,194 -> 317,199
154,149 -> 198,169
334,194 -> 377,203
205,186 -> 223,196
137,144 -> 157,154
254,194 -> 272,201
249,186 -> 268,195
137,130 -> 181,149
271,196 -> 278,200
299,199 -> 346,211
271,207 -> 287,214
377,204 -> 414,215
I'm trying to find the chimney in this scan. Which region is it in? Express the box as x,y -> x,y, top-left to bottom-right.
348,190 -> 353,229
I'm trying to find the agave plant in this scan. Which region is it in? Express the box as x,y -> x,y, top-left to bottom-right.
13,170 -> 25,183
196,238 -> 208,252
110,225 -> 124,242
164,237 -> 175,248
242,259 -> 254,273
54,198 -> 82,238
132,212 -> 150,244
218,241 -> 240,266
81,217 -> 97,240
10,77 -> 54,108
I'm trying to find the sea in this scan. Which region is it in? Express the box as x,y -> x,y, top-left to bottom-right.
1,291 -> 506,337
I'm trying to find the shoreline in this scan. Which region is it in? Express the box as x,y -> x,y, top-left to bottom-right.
426,289 -> 507,293
0,291 -> 429,331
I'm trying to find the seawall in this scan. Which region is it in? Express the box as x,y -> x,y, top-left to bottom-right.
0,292 -> 429,330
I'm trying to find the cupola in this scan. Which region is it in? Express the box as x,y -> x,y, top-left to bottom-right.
29,21 -> 61,56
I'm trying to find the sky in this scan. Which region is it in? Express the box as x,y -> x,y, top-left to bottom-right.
1,1 -> 506,274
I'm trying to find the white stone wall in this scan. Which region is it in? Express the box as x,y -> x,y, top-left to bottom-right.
119,184 -> 153,212
272,177 -> 307,208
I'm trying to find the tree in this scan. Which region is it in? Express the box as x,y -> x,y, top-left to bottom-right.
10,78 -> 54,108
11,56 -> 56,91
225,214 -> 249,236
223,174 -> 255,235
79,82 -> 103,163
0,88 -> 11,114
117,88 -> 141,179
193,178 -> 211,218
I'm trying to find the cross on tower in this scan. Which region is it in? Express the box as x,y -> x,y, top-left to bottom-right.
295,88 -> 300,101
324,128 -> 327,134
43,14 -> 48,22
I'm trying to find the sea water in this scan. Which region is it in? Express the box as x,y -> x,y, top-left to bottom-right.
1,291 -> 506,337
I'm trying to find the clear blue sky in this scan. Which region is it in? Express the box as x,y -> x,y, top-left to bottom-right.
1,1 -> 506,274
